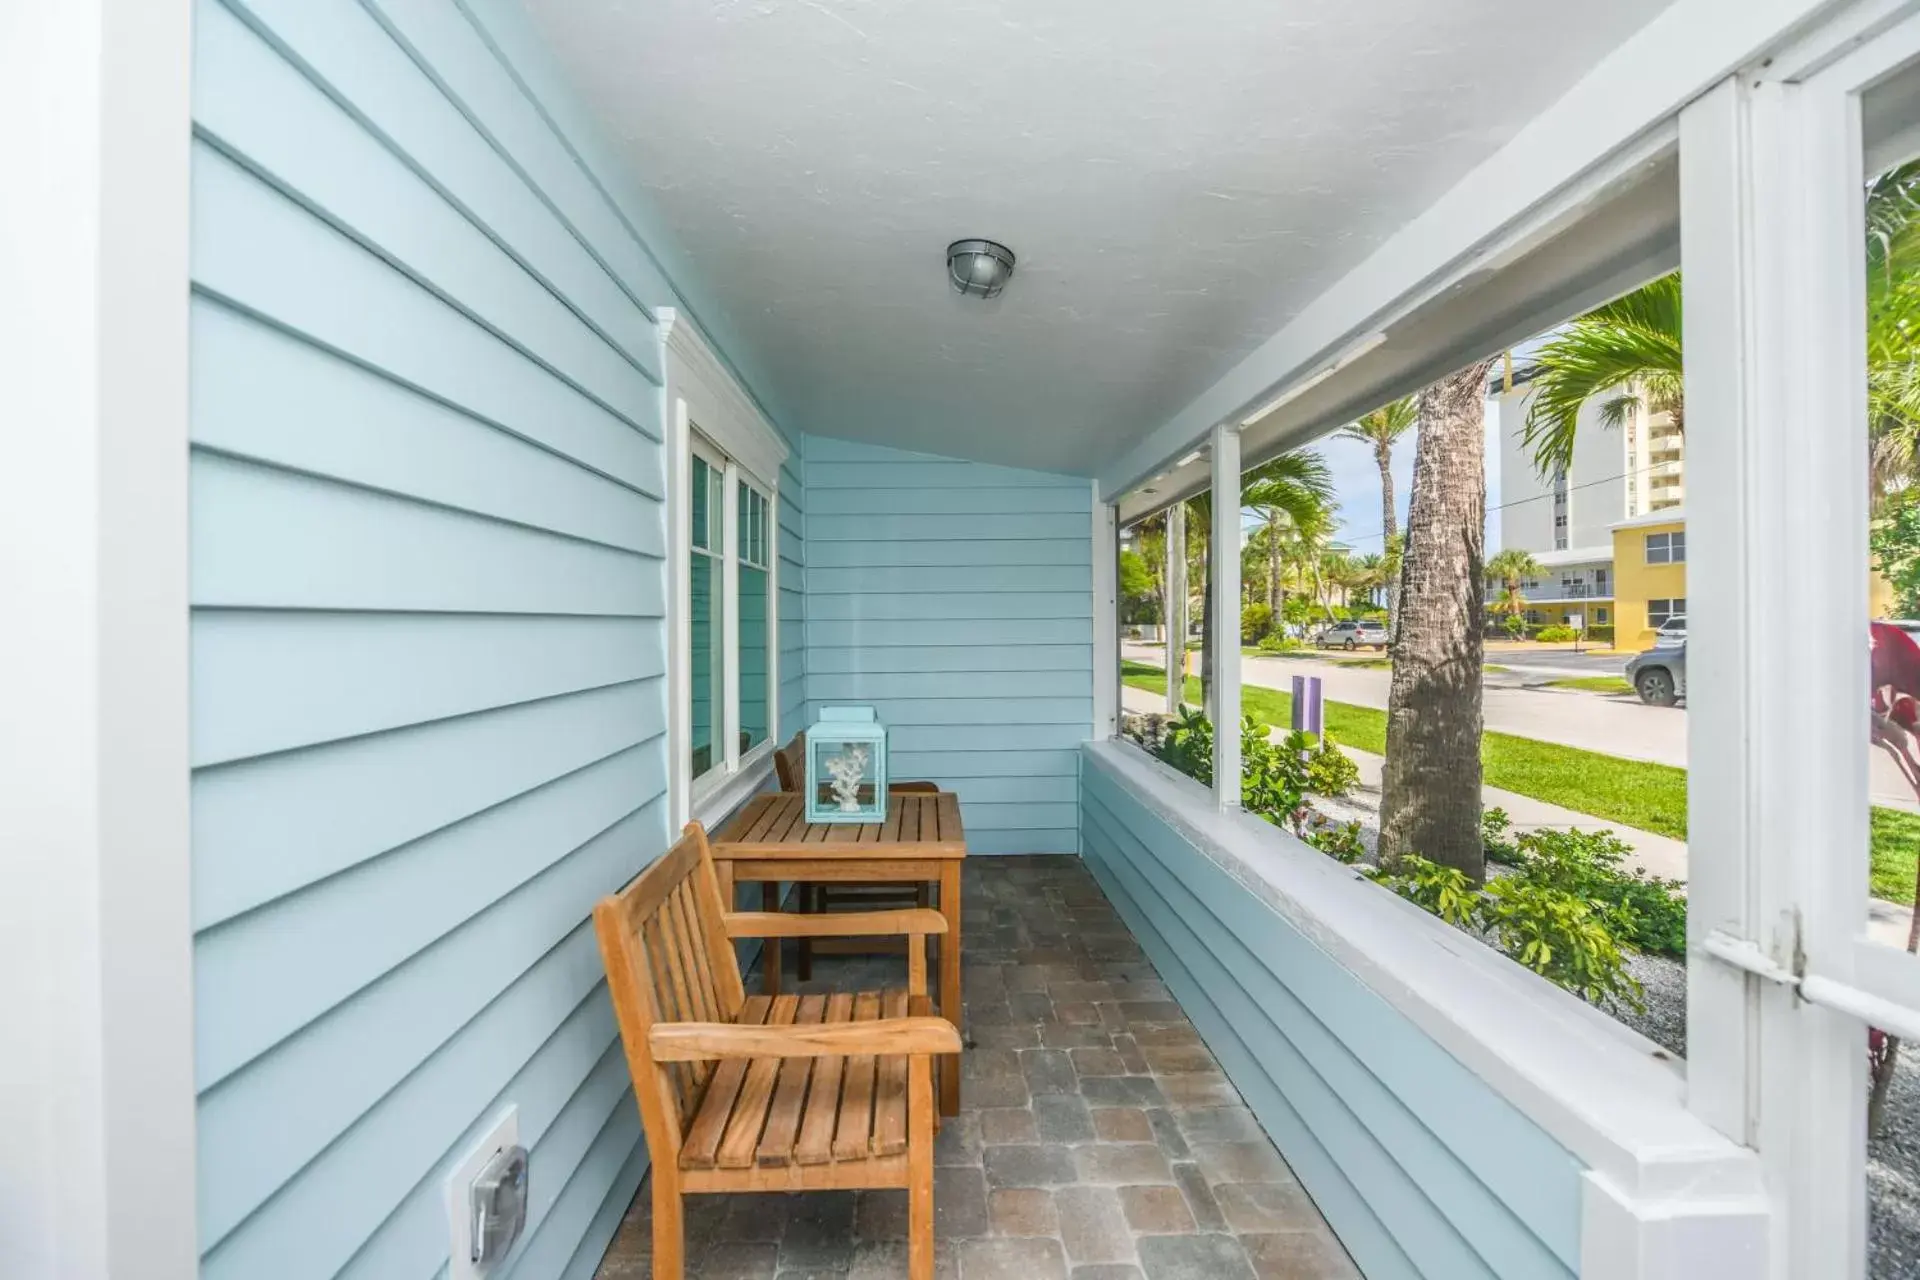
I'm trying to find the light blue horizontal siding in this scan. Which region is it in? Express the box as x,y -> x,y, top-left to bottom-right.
803,439 -> 1091,855
1079,749 -> 1583,1280
183,1 -> 787,1276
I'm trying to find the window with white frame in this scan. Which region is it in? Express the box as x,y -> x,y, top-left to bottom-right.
1645,531 -> 1686,564
663,310 -> 788,824
1648,597 -> 1685,628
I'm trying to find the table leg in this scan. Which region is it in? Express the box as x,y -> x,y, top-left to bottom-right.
761,880 -> 782,996
938,860 -> 962,1117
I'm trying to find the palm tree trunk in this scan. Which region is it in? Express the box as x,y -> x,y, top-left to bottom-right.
1378,443 -> 1400,635
1380,361 -> 1492,880
1266,511 -> 1280,615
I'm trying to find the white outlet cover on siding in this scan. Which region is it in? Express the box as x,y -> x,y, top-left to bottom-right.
446,1106 -> 519,1280
515,0 -> 1673,474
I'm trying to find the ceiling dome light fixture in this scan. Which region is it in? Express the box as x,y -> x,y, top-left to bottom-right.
947,239 -> 1016,299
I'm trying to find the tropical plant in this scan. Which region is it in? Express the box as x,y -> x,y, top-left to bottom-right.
1241,603 -> 1274,644
1190,451 -> 1334,710
1286,730 -> 1360,797
1380,360 -> 1493,879
1365,856 -> 1478,927
1485,547 -> 1544,621
1521,275 -> 1684,479
1299,814 -> 1367,863
1244,454 -> 1336,622
1336,396 -> 1416,632
1873,489 -> 1920,616
1534,624 -> 1578,643
1523,161 -> 1920,491
1479,876 -> 1645,1011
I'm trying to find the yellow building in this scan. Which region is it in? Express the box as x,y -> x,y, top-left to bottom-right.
1606,508 -> 1898,650
1609,512 -> 1689,651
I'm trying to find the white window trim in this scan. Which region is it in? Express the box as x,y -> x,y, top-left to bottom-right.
661,308 -> 789,830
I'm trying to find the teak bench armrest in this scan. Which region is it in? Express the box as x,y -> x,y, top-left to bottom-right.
723,908 -> 948,939
649,1017 -> 962,1062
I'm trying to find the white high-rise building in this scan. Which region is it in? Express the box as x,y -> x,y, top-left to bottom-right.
1484,364 -> 1683,626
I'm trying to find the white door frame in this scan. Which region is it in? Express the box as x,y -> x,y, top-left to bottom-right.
0,2 -> 198,1278
1682,9 -> 1920,1275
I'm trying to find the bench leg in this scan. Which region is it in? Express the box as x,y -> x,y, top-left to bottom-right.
797,883 -> 814,981
908,1054 -> 935,1280
651,1170 -> 685,1280
760,881 -> 782,995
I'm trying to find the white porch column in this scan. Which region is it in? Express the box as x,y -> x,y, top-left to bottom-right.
1211,423 -> 1243,810
1680,71 -> 1866,1280
0,2 -> 198,1279
1165,500 -> 1186,714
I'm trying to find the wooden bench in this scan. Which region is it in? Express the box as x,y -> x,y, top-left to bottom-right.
594,821 -> 959,1280
774,731 -> 939,980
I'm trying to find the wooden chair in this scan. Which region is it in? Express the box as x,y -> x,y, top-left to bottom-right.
594,822 -> 959,1280
774,731 -> 941,980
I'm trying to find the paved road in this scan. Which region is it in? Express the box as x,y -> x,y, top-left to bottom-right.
1484,647 -> 1629,679
1124,642 -> 1920,812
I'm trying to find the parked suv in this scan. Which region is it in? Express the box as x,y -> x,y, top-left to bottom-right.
1315,619 -> 1389,651
1625,641 -> 1685,706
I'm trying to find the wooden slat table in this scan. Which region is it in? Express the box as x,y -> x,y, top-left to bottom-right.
712,790 -> 966,1115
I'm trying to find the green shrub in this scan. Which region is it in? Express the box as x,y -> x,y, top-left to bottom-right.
1156,706 -> 1214,786
1241,603 -> 1274,644
1586,624 -> 1614,642
1481,807 -> 1521,865
1282,730 -> 1359,797
1365,856 -> 1478,927
1299,815 -> 1367,863
1502,613 -> 1527,638
1258,632 -> 1305,653
1534,625 -> 1578,642
1479,876 -> 1645,1010
1507,826 -> 1686,957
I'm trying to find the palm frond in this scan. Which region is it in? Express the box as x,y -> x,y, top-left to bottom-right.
1522,274 -> 1683,478
1333,396 -> 1417,449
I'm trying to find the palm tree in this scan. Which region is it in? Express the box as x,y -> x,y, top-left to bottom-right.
1486,547 -> 1545,622
1350,552 -> 1388,610
1520,275 -> 1683,479
1336,397 -> 1416,629
1244,452 -> 1336,620
1524,162 -> 1920,487
1380,358 -> 1495,880
1187,451 -> 1333,711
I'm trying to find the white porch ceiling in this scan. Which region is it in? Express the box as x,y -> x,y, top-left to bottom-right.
519,0 -> 1675,475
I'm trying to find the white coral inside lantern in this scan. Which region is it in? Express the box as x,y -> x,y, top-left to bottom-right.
825,743 -> 869,812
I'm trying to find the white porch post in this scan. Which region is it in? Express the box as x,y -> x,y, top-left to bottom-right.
1165,500 -> 1187,714
0,2 -> 198,1278
1680,72 -> 1867,1280
1092,488 -> 1118,741
1211,423 -> 1243,810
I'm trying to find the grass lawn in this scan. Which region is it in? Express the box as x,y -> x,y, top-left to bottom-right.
1123,660 -> 1920,901
1546,676 -> 1634,694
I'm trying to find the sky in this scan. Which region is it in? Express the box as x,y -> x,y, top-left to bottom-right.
1302,396 -> 1505,555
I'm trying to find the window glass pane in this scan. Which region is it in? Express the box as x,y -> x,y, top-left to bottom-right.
690,548 -> 724,778
739,479 -> 752,560
738,556 -> 770,752
691,454 -> 711,550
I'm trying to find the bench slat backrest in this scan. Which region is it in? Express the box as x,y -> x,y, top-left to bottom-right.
594,822 -> 746,1163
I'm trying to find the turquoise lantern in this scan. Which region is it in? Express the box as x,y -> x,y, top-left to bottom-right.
805,706 -> 889,824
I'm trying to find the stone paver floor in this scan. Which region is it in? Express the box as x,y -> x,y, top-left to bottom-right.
595,855 -> 1359,1280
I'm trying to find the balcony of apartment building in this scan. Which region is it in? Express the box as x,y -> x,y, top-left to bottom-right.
19,3 -> 1920,1280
